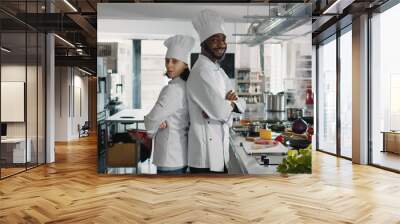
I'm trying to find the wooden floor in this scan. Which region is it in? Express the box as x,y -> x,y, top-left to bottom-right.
1,135 -> 400,224
0,167 -> 26,178
372,151 -> 400,171
1,163 -> 45,178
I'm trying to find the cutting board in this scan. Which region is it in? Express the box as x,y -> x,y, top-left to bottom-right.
241,140 -> 288,155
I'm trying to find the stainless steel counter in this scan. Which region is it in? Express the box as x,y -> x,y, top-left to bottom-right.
228,130 -> 288,175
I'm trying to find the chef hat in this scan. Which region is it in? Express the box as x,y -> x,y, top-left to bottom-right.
192,9 -> 225,43
164,35 -> 195,65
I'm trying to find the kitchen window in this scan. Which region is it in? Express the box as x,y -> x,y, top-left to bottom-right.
317,35 -> 337,155
141,40 -> 169,114
339,27 -> 352,159
316,23 -> 353,160
370,2 -> 400,171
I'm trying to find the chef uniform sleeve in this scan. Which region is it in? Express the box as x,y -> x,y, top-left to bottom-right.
188,70 -> 233,122
232,98 -> 246,114
144,85 -> 182,136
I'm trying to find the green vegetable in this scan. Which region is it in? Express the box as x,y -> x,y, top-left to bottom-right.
277,144 -> 312,174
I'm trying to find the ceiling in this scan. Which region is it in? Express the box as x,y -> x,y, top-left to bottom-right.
97,3 -> 301,22
0,0 -> 394,76
1,32 -> 45,65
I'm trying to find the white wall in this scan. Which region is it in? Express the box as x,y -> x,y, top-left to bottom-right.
1,65 -> 41,137
55,67 -> 89,141
1,64 -> 46,164
55,67 -> 68,141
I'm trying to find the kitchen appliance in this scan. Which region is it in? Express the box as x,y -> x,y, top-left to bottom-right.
274,92 -> 286,112
238,4 -> 311,47
265,111 -> 286,122
286,108 -> 304,121
264,92 -> 286,112
264,92 -> 273,110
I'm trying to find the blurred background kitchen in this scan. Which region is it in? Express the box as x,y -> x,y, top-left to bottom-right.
0,0 -> 397,178
96,3 -> 313,174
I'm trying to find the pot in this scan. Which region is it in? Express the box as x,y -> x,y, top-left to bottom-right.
264,92 -> 286,112
273,92 -> 286,112
286,108 -> 303,121
264,92 -> 274,111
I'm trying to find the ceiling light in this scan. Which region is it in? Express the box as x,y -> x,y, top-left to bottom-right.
63,0 -> 78,12
78,67 -> 92,76
54,34 -> 75,48
323,0 -> 354,15
1,47 -> 11,53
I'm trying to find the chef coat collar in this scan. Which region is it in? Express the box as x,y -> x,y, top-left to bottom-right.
198,54 -> 221,71
168,76 -> 181,84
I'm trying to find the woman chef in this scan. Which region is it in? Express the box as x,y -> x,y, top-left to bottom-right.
186,9 -> 246,173
144,35 -> 195,174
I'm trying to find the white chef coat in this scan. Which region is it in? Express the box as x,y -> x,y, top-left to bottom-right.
144,78 -> 189,168
186,54 -> 246,172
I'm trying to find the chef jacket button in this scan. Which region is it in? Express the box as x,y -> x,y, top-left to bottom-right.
207,121 -> 210,124
209,138 -> 212,141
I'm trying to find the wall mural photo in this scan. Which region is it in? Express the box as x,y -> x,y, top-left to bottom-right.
96,3 -> 313,175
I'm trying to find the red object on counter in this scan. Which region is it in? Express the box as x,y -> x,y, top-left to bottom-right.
275,135 -> 285,143
306,126 -> 314,142
305,88 -> 314,105
128,130 -> 152,150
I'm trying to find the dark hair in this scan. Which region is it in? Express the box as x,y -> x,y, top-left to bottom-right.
180,68 -> 190,81
163,67 -> 190,82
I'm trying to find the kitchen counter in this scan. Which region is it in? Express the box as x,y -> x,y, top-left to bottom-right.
106,109 -> 147,128
228,130 -> 288,175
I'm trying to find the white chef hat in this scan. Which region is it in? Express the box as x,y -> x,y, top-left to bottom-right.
164,35 -> 195,65
192,9 -> 225,43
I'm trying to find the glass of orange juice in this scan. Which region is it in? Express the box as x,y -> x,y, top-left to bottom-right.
260,129 -> 272,140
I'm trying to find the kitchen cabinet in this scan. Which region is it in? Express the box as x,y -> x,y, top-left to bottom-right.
382,131 -> 400,154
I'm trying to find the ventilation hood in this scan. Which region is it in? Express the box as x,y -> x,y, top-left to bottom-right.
238,4 -> 312,47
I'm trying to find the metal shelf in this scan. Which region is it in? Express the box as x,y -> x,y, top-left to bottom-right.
237,80 -> 263,84
237,92 -> 263,96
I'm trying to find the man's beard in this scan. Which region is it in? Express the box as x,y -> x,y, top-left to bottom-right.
203,43 -> 227,62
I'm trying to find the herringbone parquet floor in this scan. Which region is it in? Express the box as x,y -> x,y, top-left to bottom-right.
1,135 -> 400,224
